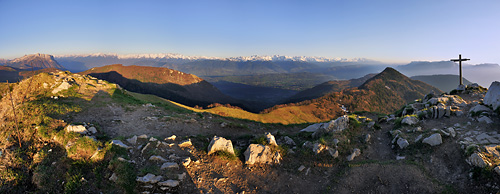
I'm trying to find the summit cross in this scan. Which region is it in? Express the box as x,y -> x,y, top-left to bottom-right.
450,54 -> 470,86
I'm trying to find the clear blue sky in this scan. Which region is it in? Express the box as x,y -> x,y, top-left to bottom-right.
1,0 -> 499,64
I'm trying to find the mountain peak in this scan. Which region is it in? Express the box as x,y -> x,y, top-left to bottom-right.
6,53 -> 64,70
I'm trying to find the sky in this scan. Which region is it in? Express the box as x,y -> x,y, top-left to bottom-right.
0,0 -> 499,64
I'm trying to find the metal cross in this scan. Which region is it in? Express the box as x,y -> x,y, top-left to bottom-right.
450,54 -> 470,86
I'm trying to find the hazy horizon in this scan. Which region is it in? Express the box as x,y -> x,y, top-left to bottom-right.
1,0 -> 500,65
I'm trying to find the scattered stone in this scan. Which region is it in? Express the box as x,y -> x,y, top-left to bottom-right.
149,155 -> 167,162
363,134 -> 371,143
446,127 -> 456,138
478,116 -> 493,124
178,139 -> 192,148
158,180 -> 179,187
494,166 -> 500,176
467,152 -> 491,168
141,143 -> 151,153
431,128 -> 439,132
281,136 -> 296,146
327,147 -> 339,158
302,141 -> 313,149
220,122 -> 228,128
332,139 -> 339,146
178,172 -> 186,180
484,81 -> 500,110
65,124 -> 88,134
126,135 -> 138,145
265,132 -> 278,146
138,134 -> 148,139
149,137 -> 158,142
346,148 -> 361,161
182,157 -> 191,167
87,127 -> 97,134
207,136 -> 235,155
244,144 -> 281,165
367,121 -> 376,129
136,173 -> 163,184
414,134 -> 423,143
414,127 -> 423,132
109,173 -> 118,182
142,185 -> 153,189
111,140 -> 130,149
298,165 -> 306,172
401,116 -> 418,125
396,156 -> 406,160
165,135 -> 176,141
440,130 -> 450,137
397,138 -> 409,149
300,123 -> 324,133
161,162 -> 179,170
422,134 -> 443,146
312,143 -> 326,154
469,105 -> 491,115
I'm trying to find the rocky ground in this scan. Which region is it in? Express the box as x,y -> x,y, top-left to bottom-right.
1,72 -> 499,193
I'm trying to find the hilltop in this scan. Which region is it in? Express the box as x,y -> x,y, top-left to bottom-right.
80,64 -> 243,109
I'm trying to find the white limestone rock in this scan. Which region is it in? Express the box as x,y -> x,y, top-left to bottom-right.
136,173 -> 163,184
265,132 -> 278,147
346,148 -> 361,161
158,180 -> 179,187
126,135 -> 138,145
422,133 -> 442,146
149,155 -> 167,162
483,81 -> 500,110
469,105 -> 491,115
401,116 -> 418,126
244,144 -> 280,165
161,162 -> 179,170
65,124 -> 88,134
467,152 -> 491,168
397,138 -> 409,149
478,116 -> 493,124
207,136 -> 235,155
111,140 -> 130,149
178,139 -> 192,148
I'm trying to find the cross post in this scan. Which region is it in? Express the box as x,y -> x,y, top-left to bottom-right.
450,54 -> 470,87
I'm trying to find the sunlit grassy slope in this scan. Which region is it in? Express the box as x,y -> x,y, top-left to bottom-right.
127,91 -> 326,124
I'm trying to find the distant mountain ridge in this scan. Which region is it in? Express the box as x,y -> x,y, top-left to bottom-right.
80,64 -> 242,109
411,74 -> 473,92
4,53 -> 64,70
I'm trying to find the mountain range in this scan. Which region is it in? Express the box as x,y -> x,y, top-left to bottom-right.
4,53 -> 64,70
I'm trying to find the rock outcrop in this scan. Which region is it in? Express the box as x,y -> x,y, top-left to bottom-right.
207,136 -> 235,155
244,144 -> 281,165
484,81 -> 500,110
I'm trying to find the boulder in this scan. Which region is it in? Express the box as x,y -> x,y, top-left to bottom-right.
52,81 -> 72,94
111,140 -> 130,149
467,152 -> 491,168
483,81 -> 500,110
265,132 -> 278,146
422,134 -> 442,146
469,105 -> 491,115
446,127 -> 456,138
158,180 -> 179,187
244,144 -> 280,165
149,155 -> 167,162
346,148 -> 361,161
161,162 -> 179,170
109,173 -> 118,182
207,136 -> 235,155
136,173 -> 163,184
126,135 -> 138,145
478,116 -> 493,124
397,138 -> 409,149
178,139 -> 192,148
313,115 -> 349,137
401,116 -> 418,125
87,127 -> 97,134
326,147 -> 339,158
300,123 -> 324,133
65,124 -> 88,134
165,135 -> 176,141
